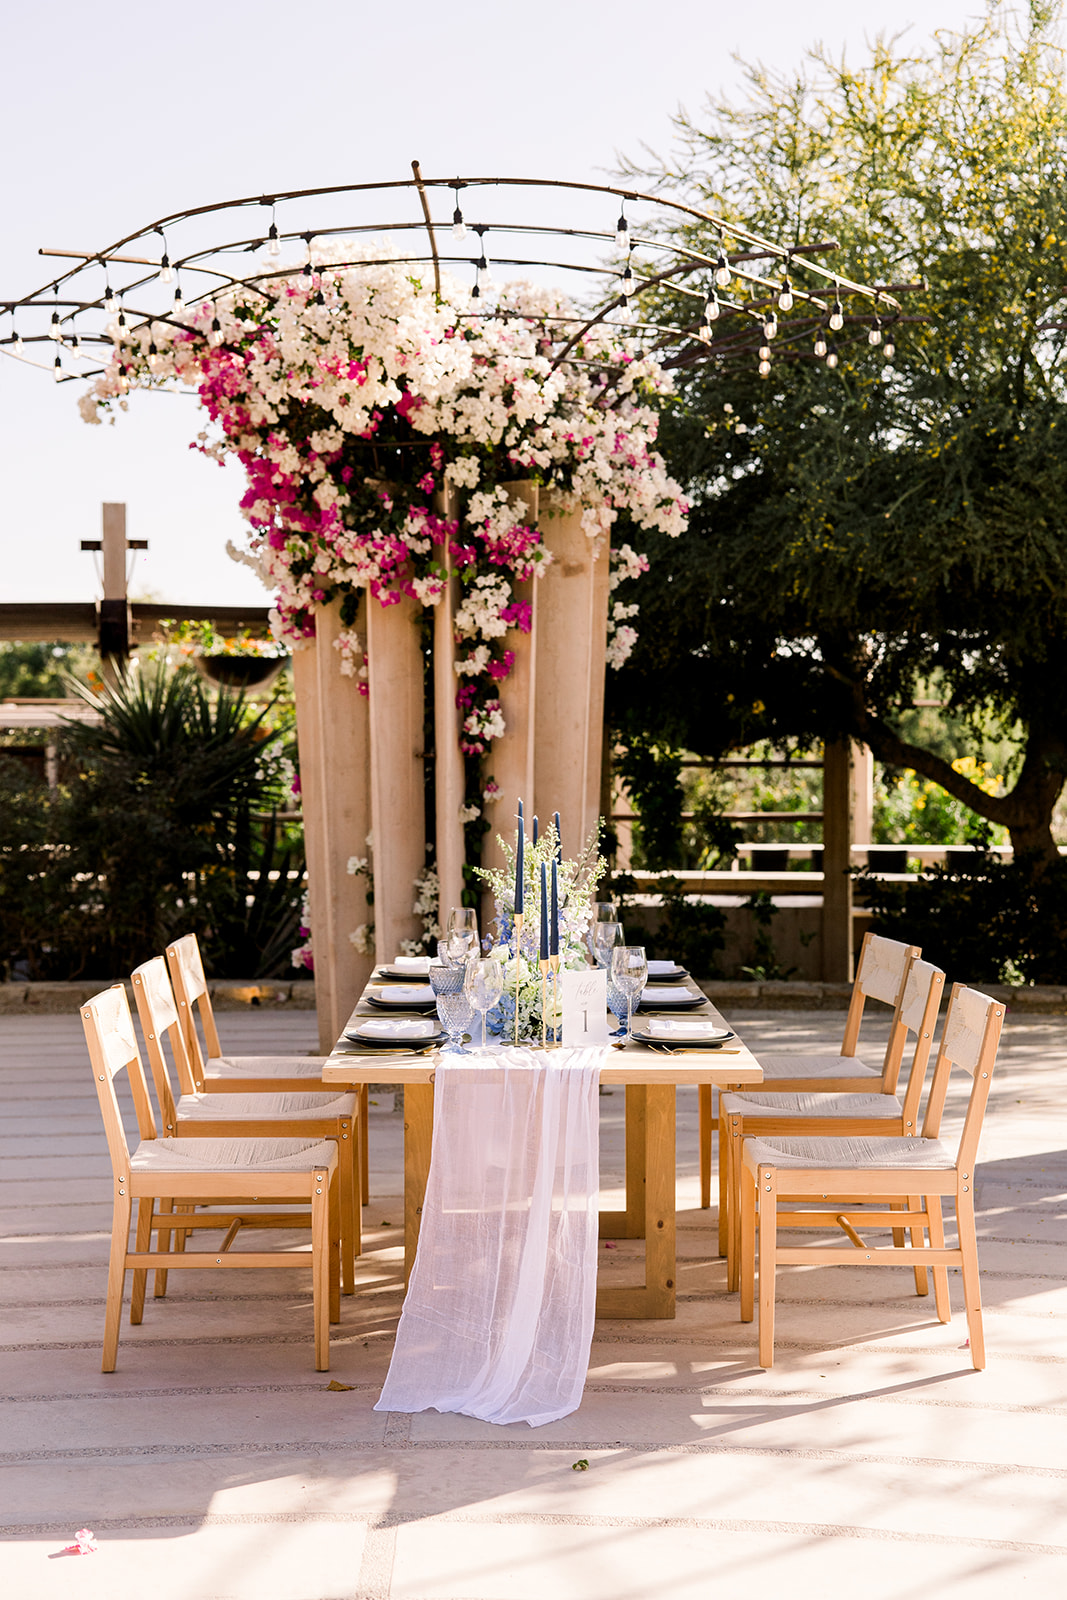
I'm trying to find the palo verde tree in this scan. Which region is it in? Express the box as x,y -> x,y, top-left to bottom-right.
612,1 -> 1067,870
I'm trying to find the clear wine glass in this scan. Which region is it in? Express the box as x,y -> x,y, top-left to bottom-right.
447,906 -> 479,965
593,920 -> 623,970
465,957 -> 504,1048
430,964 -> 473,1053
587,900 -> 620,962
610,945 -> 648,1044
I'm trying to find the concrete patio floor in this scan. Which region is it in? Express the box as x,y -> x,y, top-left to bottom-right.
2,1003 -> 1066,1598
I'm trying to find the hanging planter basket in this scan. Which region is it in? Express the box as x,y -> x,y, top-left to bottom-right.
194,654 -> 289,690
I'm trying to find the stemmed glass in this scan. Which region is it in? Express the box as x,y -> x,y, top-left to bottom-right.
593,920 -> 623,971
588,900 -> 620,963
446,906 -> 479,965
465,957 -> 504,1048
429,964 -> 474,1053
610,945 -> 648,1044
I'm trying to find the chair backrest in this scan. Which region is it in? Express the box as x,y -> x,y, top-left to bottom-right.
165,933 -> 221,1070
81,985 -> 158,1177
131,957 -> 203,1126
893,959 -> 946,1127
920,984 -> 1005,1167
840,932 -> 923,1091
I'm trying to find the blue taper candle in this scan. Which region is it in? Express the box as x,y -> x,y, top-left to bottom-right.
539,862 -> 549,959
549,859 -> 559,955
532,814 -> 539,845
514,804 -> 525,915
554,811 -> 562,863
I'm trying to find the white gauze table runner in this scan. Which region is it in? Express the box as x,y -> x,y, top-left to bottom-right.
375,1044 -> 607,1427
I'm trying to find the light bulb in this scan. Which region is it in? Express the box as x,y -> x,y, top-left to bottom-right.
759,342 -> 771,361
778,276 -> 794,312
615,214 -> 629,249
621,263 -> 635,297
118,364 -> 129,392
826,347 -> 839,370
298,263 -> 312,291
210,316 -> 223,346
616,294 -> 631,323
697,319 -> 712,345
103,285 -> 116,312
829,299 -> 844,332
160,252 -> 173,283
173,286 -> 184,316
54,353 -> 63,381
313,287 -> 325,307
471,281 -> 482,302
762,313 -> 777,340
704,293 -> 720,322
148,341 -> 159,368
267,222 -> 280,257
13,330 -> 23,353
452,206 -> 467,241
884,338 -> 896,361
868,324 -> 882,345
714,250 -> 730,289
117,307 -> 126,331
814,332 -> 827,358
50,309 -> 61,341
758,358 -> 771,377
70,333 -> 79,352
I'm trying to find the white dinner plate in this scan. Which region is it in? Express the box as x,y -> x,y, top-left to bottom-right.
631,1022 -> 734,1045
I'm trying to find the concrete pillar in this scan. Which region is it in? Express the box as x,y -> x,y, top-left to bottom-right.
367,590 -> 426,965
851,741 -> 874,847
291,599 -> 374,1052
533,497 -> 611,860
432,488 -> 465,925
821,738 -> 854,982
481,481 -> 539,890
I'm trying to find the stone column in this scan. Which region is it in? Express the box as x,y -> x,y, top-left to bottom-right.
433,489 -> 465,924
821,738 -> 854,982
533,497 -> 611,860
291,599 -> 374,1053
367,591 -> 426,965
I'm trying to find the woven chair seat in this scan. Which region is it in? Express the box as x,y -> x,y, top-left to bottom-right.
176,1090 -> 356,1120
744,1133 -> 955,1171
208,1054 -> 329,1077
130,1135 -> 336,1173
720,1090 -> 903,1119
758,1053 -> 881,1080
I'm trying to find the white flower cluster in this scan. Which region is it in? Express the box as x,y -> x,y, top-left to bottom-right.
605,542 -> 649,670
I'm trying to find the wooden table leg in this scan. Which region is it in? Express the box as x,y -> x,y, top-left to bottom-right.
596,1083 -> 676,1319
403,1082 -> 434,1286
600,1084 -> 647,1240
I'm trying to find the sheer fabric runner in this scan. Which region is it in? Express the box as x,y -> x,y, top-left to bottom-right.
375,1045 -> 606,1427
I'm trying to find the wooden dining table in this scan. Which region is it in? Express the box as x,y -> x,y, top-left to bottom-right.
321,975 -> 762,1320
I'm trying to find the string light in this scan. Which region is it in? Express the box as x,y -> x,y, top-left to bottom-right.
868,320 -> 882,346
697,313 -> 712,345
814,330 -> 827,359
884,335 -> 896,361
50,288 -> 61,341
298,236 -> 313,291
758,357 -> 771,378
13,324 -> 24,354
762,310 -> 778,340
172,283 -> 185,317
829,288 -> 844,332
53,352 -> 63,381
826,343 -> 839,370
704,292 -> 720,323
148,337 -> 159,368
452,182 -> 467,241
758,343 -> 771,362
714,247 -> 730,289
210,315 -> 223,346
615,208 -> 629,250
103,283 -> 116,313
621,262 -> 635,297
160,250 -> 173,284
777,274 -> 794,312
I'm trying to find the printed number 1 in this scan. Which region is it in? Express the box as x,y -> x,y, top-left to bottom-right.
582,1009 -> 589,1033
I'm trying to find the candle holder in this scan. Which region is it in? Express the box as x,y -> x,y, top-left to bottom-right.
539,958 -> 551,1049
549,953 -> 561,1048
512,913 -> 524,1045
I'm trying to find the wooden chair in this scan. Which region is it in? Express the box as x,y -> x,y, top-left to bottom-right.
132,956 -> 361,1291
738,984 -> 1005,1369
166,932 -> 370,1204
81,984 -> 341,1372
703,932 -> 922,1246
719,959 -> 945,1289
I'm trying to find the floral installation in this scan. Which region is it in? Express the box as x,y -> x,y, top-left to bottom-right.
338,841 -> 441,960
80,249 -> 687,763
474,821 -> 605,1041
292,888 -> 314,973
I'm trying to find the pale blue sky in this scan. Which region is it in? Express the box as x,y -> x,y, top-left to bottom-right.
0,0 -> 987,607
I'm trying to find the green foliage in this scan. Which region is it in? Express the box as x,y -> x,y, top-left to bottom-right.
611,2 -> 1067,867
0,667 -> 305,980
0,640 -> 99,698
857,850 -> 1067,984
614,871 -> 728,976
738,891 -> 799,982
615,734 -> 686,868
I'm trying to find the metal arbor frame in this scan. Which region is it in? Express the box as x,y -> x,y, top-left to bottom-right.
1,162 -> 918,386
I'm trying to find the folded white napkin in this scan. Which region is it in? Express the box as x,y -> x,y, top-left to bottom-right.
642,984 -> 698,1002
379,984 -> 435,1004
357,1017 -> 437,1040
647,1019 -> 720,1039
392,955 -> 432,974
646,959 -> 680,976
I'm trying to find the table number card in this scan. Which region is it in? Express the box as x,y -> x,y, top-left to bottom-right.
560,969 -> 612,1046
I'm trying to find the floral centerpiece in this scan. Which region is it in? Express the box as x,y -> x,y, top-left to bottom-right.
474,821 -> 605,1041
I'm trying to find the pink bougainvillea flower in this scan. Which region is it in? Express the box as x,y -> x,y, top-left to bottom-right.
66,1529 -> 97,1554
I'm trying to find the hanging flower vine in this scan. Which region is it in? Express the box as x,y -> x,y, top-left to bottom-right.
81,248 -> 687,762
